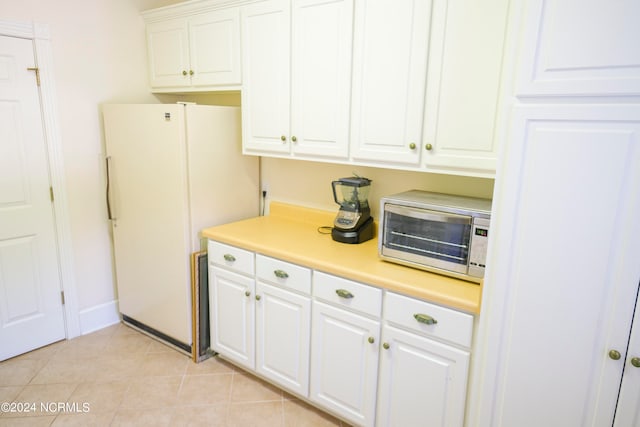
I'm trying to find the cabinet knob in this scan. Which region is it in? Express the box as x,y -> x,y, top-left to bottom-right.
414,313 -> 437,325
368,336 -> 375,344
189,69 -> 194,75
425,143 -> 433,151
609,349 -> 622,360
291,136 -> 297,142
281,135 -> 287,142
245,291 -> 251,297
631,357 -> 640,368
223,254 -> 236,262
182,70 -> 188,76
409,142 -> 416,150
383,342 -> 390,350
255,295 -> 261,301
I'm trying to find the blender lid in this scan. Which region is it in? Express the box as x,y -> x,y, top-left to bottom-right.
337,176 -> 372,187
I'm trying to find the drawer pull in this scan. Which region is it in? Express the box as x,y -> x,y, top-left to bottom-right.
274,269 -> 289,279
414,313 -> 437,325
335,289 -> 354,299
223,254 -> 236,262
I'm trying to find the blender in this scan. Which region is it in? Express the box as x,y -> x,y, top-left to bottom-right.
331,176 -> 374,244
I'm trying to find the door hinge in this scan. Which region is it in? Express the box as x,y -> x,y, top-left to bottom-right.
49,186 -> 54,202
27,67 -> 41,86
60,291 -> 65,305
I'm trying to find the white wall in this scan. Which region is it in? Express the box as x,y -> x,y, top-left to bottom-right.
0,0 -> 179,332
261,158 -> 494,220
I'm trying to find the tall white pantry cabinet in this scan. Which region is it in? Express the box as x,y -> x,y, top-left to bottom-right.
471,1 -> 640,426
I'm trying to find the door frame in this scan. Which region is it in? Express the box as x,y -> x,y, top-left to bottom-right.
1,19 -> 80,339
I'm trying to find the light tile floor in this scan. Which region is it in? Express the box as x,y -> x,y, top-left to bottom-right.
0,323 -> 349,426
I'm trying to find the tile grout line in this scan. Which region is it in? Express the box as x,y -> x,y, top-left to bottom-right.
225,370 -> 236,423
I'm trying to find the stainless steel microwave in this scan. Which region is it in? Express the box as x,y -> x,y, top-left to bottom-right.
379,190 -> 492,283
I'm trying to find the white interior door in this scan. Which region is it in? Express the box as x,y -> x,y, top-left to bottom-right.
0,35 -> 65,361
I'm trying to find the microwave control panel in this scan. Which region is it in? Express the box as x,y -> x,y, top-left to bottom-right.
468,217 -> 490,278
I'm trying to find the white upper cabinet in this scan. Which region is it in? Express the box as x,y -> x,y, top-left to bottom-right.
350,0 -> 431,167
241,0 -> 291,154
144,7 -> 241,91
188,9 -> 241,87
349,0 -> 510,177
290,0 -> 353,159
242,0 -> 353,160
422,0 -> 510,177
142,0 -> 512,176
516,0 -> 640,97
146,18 -> 190,88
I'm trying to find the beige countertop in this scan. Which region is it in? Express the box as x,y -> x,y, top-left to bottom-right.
202,202 -> 482,314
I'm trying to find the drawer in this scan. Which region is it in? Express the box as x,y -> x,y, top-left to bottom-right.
256,254 -> 311,295
313,272 -> 382,318
208,240 -> 254,275
384,292 -> 473,348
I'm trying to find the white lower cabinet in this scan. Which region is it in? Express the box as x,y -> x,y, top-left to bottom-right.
208,240 -> 474,426
376,291 -> 472,427
256,280 -> 310,397
210,243 -> 312,397
209,266 -> 255,370
310,300 -> 380,426
376,325 -> 470,427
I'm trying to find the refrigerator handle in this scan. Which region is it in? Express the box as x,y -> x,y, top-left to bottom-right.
105,156 -> 115,221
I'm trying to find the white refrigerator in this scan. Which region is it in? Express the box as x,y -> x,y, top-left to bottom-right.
102,103 -> 258,352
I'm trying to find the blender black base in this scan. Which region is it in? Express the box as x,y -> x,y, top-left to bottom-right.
331,217 -> 374,244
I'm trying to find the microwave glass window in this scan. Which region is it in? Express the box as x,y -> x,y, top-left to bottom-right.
384,211 -> 471,265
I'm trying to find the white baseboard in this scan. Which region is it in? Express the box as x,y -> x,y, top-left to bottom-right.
78,300 -> 121,335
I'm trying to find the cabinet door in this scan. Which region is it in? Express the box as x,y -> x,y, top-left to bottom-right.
290,0 -> 353,159
475,105 -> 640,426
146,18 -> 190,88
310,300 -> 380,427
614,293 -> 640,426
422,0 -> 509,177
209,266 -> 255,370
256,281 -> 311,397
241,0 -> 291,155
350,0 -> 432,166
189,8 -> 241,87
515,0 -> 640,96
376,325 -> 470,427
